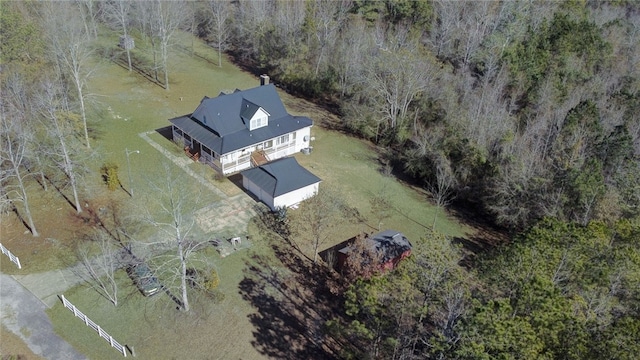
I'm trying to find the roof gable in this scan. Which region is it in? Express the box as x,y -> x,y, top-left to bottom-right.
191,84 -> 288,137
242,157 -> 321,197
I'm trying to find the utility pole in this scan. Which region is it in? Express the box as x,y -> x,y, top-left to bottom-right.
125,148 -> 140,197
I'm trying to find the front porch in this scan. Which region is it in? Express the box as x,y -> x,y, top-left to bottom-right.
171,124 -> 300,176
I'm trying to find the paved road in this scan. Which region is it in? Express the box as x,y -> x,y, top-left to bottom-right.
1,272 -> 86,359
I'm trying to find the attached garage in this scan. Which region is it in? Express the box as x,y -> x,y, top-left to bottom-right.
241,157 -> 321,211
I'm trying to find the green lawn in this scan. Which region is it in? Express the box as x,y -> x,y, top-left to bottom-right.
42,30 -> 472,359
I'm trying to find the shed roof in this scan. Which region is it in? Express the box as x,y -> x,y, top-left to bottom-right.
339,230 -> 412,263
169,84 -> 312,154
242,157 -> 321,197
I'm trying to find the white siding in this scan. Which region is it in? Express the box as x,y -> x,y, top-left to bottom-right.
273,182 -> 320,210
293,126 -> 312,152
219,126 -> 312,175
249,108 -> 270,130
243,176 -> 275,209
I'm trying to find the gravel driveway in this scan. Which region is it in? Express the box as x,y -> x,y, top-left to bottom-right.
1,272 -> 86,359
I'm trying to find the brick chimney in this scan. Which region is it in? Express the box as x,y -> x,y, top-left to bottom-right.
260,74 -> 270,86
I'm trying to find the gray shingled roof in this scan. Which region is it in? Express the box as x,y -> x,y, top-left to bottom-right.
242,157 -> 321,197
339,230 -> 412,263
169,84 -> 312,154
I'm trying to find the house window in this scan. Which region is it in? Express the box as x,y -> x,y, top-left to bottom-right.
263,140 -> 273,148
276,134 -> 289,146
250,116 -> 268,131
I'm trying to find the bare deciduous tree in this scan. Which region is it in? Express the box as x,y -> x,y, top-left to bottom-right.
103,0 -> 133,72
150,0 -> 188,90
76,231 -> 121,306
335,18 -> 370,98
36,80 -> 83,214
308,0 -> 350,77
208,0 -> 232,67
293,188 -> 349,264
341,233 -> 384,282
43,2 -> 95,149
363,30 -> 441,137
0,74 -> 38,236
75,0 -> 101,40
428,158 -> 457,231
142,163 -> 209,312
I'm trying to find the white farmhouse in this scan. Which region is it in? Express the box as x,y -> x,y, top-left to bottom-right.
170,82 -> 313,175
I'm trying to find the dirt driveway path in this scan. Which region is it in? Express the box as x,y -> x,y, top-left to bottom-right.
1,272 -> 86,359
140,131 -> 259,237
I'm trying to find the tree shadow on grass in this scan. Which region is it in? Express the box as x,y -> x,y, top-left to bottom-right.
239,241 -> 346,359
110,50 -> 166,89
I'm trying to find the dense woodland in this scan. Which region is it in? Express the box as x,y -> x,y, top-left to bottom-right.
1,1 -> 639,359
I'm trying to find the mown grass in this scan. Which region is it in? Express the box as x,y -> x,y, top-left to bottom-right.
47,240 -> 267,360
39,29 -> 472,360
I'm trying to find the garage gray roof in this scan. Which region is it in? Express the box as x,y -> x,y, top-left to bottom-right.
242,157 -> 321,197
169,84 -> 312,154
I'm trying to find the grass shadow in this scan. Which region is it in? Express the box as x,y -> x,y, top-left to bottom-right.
109,47 -> 166,90
176,44 -> 219,67
10,206 -> 33,236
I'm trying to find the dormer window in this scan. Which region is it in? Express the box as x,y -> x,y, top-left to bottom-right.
249,107 -> 270,131
250,115 -> 268,130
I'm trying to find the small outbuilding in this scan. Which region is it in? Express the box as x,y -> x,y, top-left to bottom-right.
241,157 -> 321,211
323,230 -> 412,274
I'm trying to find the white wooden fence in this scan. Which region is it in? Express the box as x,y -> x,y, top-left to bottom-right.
0,243 -> 21,269
59,294 -> 127,357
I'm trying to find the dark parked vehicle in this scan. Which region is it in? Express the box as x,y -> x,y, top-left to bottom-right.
127,263 -> 161,297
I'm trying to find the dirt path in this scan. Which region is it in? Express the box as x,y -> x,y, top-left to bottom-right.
140,131 -> 259,237
139,131 -> 228,199
0,272 -> 86,359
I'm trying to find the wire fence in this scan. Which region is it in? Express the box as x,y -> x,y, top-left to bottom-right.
0,242 -> 21,269
59,294 -> 127,357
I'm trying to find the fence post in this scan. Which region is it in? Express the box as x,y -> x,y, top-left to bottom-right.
0,243 -> 22,269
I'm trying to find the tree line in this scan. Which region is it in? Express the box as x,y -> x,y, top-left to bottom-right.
214,0 -> 639,231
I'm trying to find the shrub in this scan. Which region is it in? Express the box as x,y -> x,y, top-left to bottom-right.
100,162 -> 120,191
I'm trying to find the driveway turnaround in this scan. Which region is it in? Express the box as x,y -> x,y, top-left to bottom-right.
0,273 -> 86,360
